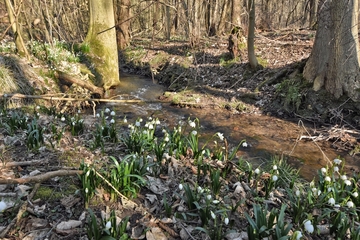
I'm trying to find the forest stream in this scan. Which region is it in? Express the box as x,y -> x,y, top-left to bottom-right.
106,73 -> 360,181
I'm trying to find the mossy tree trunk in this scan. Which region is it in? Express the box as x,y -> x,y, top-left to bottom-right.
303,0 -> 360,101
85,0 -> 120,91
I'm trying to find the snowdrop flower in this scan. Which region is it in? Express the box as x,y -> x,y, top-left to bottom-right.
164,136 -> 169,142
334,158 -> 342,165
334,204 -> 341,208
72,122 -> 75,126
110,111 -> 115,116
206,195 -> 212,200
317,190 -> 322,196
224,217 -> 229,225
304,220 -> 314,233
341,175 -> 347,180
0,201 -> 6,212
135,121 -> 141,127
325,176 -> 331,182
78,109 -> 81,113
273,165 -> 278,170
191,130 -> 197,136
105,108 -> 110,113
105,221 -> 111,230
293,231 -> 302,240
217,132 -> 224,141
295,190 -> 300,197
61,116 -> 65,122
96,113 -> 100,118
36,105 -> 40,110
189,120 -> 196,128
347,201 -> 355,208
321,167 -> 327,175
242,142 -> 248,147
334,166 -> 339,172
123,118 -> 127,123
148,124 -> 154,129
110,119 -> 115,124
212,200 -> 220,204
85,188 -> 89,194
162,129 -> 167,133
139,118 -> 143,122
178,184 -> 183,190
155,119 -> 160,124
272,175 -> 278,182
143,130 -> 148,135
210,211 -> 216,219
254,168 -> 260,174
353,192 -> 358,198
197,186 -> 204,193
344,179 -> 352,186
328,197 -> 335,206
37,112 -> 40,117
86,170 -> 90,177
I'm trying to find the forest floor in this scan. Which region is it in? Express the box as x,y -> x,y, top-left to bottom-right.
0,29 -> 360,239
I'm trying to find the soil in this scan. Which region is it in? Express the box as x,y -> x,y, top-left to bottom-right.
0,29 -> 359,239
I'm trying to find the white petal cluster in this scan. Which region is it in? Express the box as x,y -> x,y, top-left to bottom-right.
303,220 -> 314,233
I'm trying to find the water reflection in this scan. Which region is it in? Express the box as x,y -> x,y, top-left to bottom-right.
109,73 -> 359,181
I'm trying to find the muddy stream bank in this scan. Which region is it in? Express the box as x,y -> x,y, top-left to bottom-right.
107,73 -> 360,181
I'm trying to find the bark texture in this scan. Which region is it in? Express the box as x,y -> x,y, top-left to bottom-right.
303,0 -> 360,101
85,0 -> 120,90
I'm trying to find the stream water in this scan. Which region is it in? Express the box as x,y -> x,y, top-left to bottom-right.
107,73 -> 360,181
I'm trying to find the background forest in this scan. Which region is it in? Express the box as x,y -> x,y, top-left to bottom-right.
1,0 -> 360,240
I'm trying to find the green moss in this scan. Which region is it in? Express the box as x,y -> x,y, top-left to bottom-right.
256,57 -> 268,68
35,186 -> 63,201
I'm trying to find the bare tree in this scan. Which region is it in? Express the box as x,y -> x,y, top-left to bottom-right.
303,0 -> 360,101
247,0 -> 258,69
115,0 -> 131,50
4,0 -> 29,59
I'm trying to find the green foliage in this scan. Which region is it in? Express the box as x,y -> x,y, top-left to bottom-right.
29,39 -> 79,67
26,118 -> 44,151
1,110 -> 28,135
245,204 -> 292,240
86,209 -> 129,240
275,78 -> 310,112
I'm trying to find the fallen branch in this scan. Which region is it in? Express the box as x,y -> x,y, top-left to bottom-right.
1,159 -> 47,168
0,170 -> 83,184
54,70 -> 105,98
0,93 -> 153,103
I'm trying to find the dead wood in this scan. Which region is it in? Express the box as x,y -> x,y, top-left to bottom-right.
54,70 -> 105,98
0,170 -> 83,184
1,159 -> 47,168
1,93 -> 149,103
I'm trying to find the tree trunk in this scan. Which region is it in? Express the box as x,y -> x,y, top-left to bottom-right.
308,0 -> 318,29
115,0 -> 131,50
303,0 -> 360,101
4,0 -> 30,59
231,0 -> 242,28
85,0 -> 120,91
247,0 -> 258,69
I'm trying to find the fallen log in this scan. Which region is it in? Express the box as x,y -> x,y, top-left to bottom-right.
54,70 -> 105,98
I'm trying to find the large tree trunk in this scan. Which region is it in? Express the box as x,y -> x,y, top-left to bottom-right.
303,0 -> 360,101
85,0 -> 120,91
115,0 -> 131,50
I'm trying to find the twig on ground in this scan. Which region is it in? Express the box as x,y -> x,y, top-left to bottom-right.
0,170 -> 83,184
